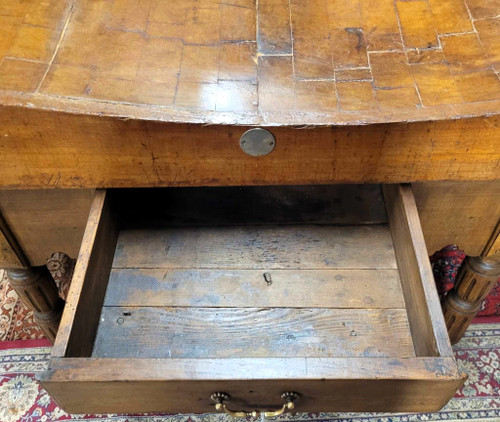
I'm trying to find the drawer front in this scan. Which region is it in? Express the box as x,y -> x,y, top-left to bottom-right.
40,184 -> 465,414
1,107 -> 499,189
40,367 -> 463,414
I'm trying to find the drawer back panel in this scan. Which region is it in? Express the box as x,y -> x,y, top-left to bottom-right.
115,184 -> 387,227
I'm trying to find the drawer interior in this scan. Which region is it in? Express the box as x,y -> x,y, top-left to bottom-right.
95,223 -> 411,359
42,184 -> 464,414
56,184 -> 447,361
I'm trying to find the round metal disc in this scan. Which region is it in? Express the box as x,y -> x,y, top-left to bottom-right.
239,128 -> 276,157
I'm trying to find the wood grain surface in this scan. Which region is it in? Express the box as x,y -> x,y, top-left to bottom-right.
0,211 -> 27,268
0,189 -> 94,266
104,268 -> 404,308
92,307 -> 414,359
1,108 -> 499,189
39,356 -> 465,413
97,220 -> 410,360
40,186 -> 467,414
112,225 -> 397,270
413,181 -> 500,256
52,190 -> 119,358
384,184 -> 454,358
39,376 -> 465,414
0,229 -> 22,268
484,219 -> 500,258
0,0 -> 499,125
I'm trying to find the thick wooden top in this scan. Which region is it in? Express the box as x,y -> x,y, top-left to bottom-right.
0,0 -> 499,126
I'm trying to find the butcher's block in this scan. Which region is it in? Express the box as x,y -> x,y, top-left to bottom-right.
38,184 -> 465,414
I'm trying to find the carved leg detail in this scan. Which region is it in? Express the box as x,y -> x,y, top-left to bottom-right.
442,256 -> 500,344
6,266 -> 64,343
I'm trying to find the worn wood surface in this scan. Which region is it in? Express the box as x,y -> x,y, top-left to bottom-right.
101,219 -> 408,359
113,225 -> 397,270
1,109 -> 499,189
483,218 -> 500,258
383,184 -> 454,357
42,355 -> 463,381
104,269 -> 404,309
40,377 -> 465,414
42,185 -> 467,413
0,229 -> 22,268
1,183 -> 498,269
0,189 -> 95,266
52,190 -> 119,358
0,211 -> 27,268
412,181 -> 500,256
39,356 -> 465,413
92,307 -> 414,359
1,183 -> 498,268
0,0 -> 499,126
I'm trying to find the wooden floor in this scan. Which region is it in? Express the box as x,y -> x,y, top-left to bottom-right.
93,224 -> 415,359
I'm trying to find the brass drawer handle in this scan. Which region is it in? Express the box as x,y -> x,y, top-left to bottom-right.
210,391 -> 299,418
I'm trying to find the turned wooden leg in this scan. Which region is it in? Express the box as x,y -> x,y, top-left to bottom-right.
6,266 -> 64,343
442,256 -> 500,344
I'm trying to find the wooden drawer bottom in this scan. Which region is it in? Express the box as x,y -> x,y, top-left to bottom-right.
39,185 -> 465,414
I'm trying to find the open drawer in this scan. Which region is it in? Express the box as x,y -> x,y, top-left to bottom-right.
39,184 -> 465,415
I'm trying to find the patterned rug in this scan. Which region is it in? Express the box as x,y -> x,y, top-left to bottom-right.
0,270 -> 44,342
0,323 -> 499,422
